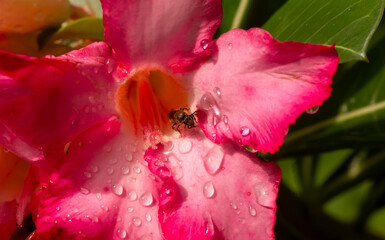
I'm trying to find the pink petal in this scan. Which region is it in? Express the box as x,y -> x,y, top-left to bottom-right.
193,28 -> 339,153
144,133 -> 281,240
101,0 -> 222,71
0,43 -> 119,162
33,118 -> 162,239
0,200 -> 17,239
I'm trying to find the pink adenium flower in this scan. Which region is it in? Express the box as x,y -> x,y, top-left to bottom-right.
0,0 -> 338,239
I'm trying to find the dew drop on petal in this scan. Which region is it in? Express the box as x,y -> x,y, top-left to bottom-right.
56,207 -> 61,211
306,106 -> 319,114
230,202 -> 238,210
178,139 -> 192,154
203,212 -> 215,237
249,205 -> 257,217
109,158 -> 118,165
213,87 -> 221,97
133,217 -> 142,227
121,166 -> 130,175
133,166 -> 141,174
200,39 -> 209,50
83,171 -> 92,179
89,165 -> 99,173
240,127 -> 250,136
203,181 -> 215,198
254,182 -> 276,208
107,168 -> 114,175
222,115 -> 228,125
103,145 -> 112,152
127,207 -> 134,213
112,184 -> 124,196
80,187 -> 90,195
106,58 -> 115,74
203,148 -> 224,175
96,193 -> 102,200
125,152 -> 133,161
227,43 -> 233,50
128,190 -> 138,201
139,192 -> 153,207
145,213 -> 152,222
116,228 -> 127,239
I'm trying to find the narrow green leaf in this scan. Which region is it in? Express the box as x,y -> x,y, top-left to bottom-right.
263,0 -> 384,63
44,17 -> 104,47
217,0 -> 252,34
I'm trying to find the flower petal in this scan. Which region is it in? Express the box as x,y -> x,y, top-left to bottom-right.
145,133 -> 281,240
193,28 -> 339,153
101,0 -> 222,70
0,200 -> 17,240
0,43 -> 119,162
32,118 -> 162,239
0,0 -> 71,34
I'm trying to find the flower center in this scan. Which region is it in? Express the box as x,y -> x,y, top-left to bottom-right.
115,68 -> 189,135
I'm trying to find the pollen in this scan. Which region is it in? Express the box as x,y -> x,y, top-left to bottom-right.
115,68 -> 188,135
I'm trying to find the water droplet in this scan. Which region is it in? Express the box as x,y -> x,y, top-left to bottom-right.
203,181 -> 215,198
222,115 -> 229,125
133,166 -> 142,174
121,166 -> 130,175
178,139 -> 192,154
96,193 -> 102,200
213,115 -> 220,126
112,184 -> 124,196
200,39 -> 210,50
227,43 -> 233,50
125,152 -> 133,161
80,187 -> 90,195
107,168 -> 114,175
127,207 -> 134,213
230,202 -> 238,210
254,182 -> 276,208
139,192 -> 154,207
203,212 -> 215,236
89,96 -> 96,104
83,171 -> 92,178
249,205 -> 257,217
203,147 -> 224,175
213,87 -> 221,97
240,127 -> 250,136
145,213 -> 152,222
85,214 -> 99,223
133,217 -> 142,227
56,207 -> 61,211
306,106 -> 319,114
106,58 -> 115,74
128,190 -> 138,201
109,158 -> 118,165
89,165 -> 99,173
116,228 -> 127,239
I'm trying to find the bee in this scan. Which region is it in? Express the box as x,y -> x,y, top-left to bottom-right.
168,108 -> 197,133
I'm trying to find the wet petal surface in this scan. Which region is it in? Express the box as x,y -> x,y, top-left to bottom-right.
145,132 -> 281,240
193,28 -> 339,153
101,0 -> 222,70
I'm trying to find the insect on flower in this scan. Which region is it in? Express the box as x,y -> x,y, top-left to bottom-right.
168,107 -> 197,133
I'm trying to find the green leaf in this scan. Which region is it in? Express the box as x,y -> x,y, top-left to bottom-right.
217,0 -> 252,34
263,0 -> 384,63
43,17 -> 104,47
